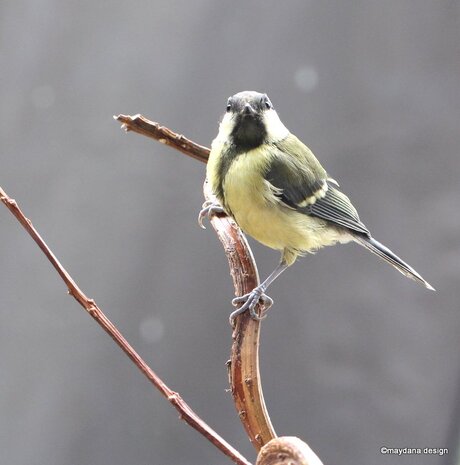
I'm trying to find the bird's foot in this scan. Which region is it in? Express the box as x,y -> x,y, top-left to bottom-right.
198,201 -> 225,229
229,286 -> 274,325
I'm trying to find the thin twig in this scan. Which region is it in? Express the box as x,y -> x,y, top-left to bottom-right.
0,185 -> 251,465
115,114 -> 209,163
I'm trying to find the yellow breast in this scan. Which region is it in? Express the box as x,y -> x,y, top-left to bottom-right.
207,145 -> 348,265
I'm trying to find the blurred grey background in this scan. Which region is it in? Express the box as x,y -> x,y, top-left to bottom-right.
1,1 -> 459,464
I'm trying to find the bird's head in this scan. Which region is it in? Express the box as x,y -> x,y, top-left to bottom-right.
216,91 -> 289,151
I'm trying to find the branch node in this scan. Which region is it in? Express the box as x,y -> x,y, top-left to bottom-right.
168,391 -> 181,404
87,304 -> 99,317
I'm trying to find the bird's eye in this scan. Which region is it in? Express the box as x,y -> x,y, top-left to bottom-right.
264,99 -> 272,109
226,100 -> 232,112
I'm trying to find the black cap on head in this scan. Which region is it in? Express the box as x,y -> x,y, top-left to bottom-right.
226,91 -> 273,115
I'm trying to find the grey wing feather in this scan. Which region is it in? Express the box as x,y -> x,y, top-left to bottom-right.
303,186 -> 370,235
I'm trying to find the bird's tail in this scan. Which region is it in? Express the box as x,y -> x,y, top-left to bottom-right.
353,235 -> 435,291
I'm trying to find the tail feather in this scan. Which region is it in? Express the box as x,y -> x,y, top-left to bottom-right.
353,235 -> 435,291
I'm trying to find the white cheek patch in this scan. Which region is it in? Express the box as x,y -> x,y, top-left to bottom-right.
263,109 -> 289,142
213,112 -> 235,146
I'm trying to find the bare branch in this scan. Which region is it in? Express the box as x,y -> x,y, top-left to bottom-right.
115,113 -> 277,448
115,114 -> 209,163
0,185 -> 251,465
113,114 -> 324,464
203,182 -> 277,448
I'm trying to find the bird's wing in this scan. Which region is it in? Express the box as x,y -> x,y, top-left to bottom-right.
305,186 -> 370,235
265,136 -> 370,236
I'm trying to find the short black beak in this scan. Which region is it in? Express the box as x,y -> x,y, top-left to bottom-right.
242,103 -> 256,116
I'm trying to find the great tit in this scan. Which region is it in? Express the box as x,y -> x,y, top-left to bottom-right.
199,91 -> 434,322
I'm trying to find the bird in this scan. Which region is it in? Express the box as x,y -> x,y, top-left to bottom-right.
199,91 -> 434,323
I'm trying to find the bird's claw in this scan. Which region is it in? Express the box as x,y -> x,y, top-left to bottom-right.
229,287 -> 273,325
198,201 -> 225,229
